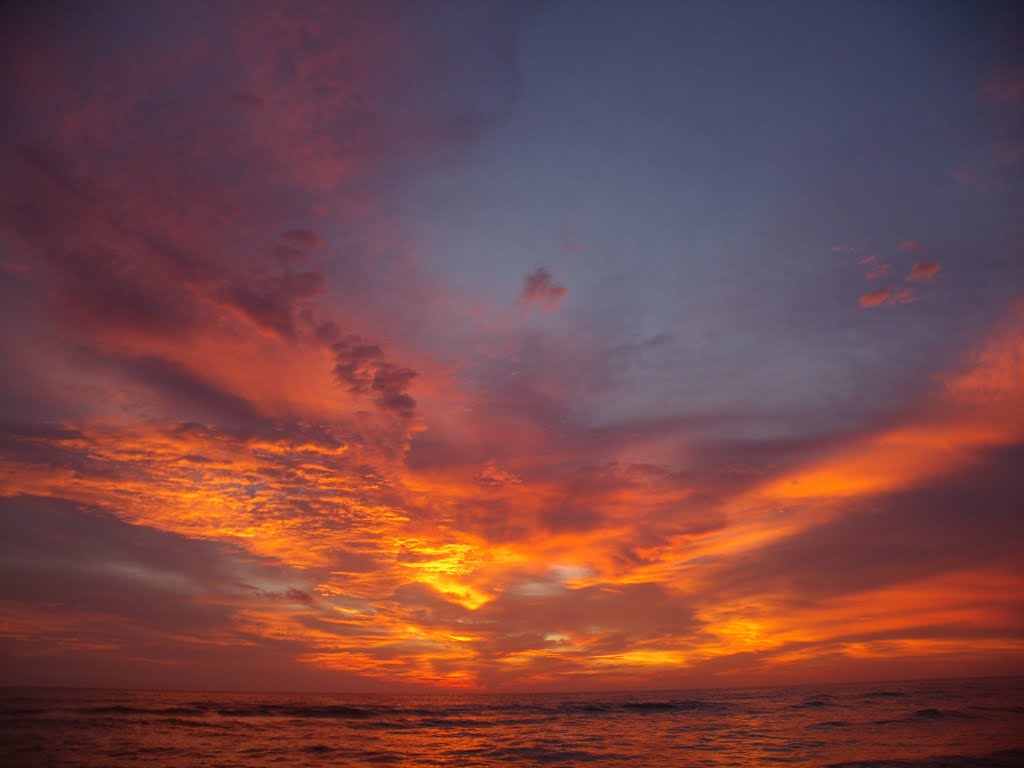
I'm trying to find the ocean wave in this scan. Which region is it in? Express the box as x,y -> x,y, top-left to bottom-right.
450,745 -> 612,763
0,707 -> 49,716
826,747 -> 1024,768
791,698 -> 835,709
76,704 -> 208,716
871,708 -> 974,726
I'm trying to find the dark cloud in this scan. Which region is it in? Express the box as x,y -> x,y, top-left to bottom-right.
2,146 -> 219,339
702,444 -> 1024,603
0,496 -> 272,631
215,269 -> 326,339
326,549 -> 384,574
520,266 -> 568,308
0,421 -> 84,442
331,335 -> 418,418
477,460 -> 522,487
370,364 -> 418,417
109,354 -> 268,429
332,336 -> 386,394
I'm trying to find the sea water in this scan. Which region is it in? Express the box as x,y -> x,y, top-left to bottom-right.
1,676 -> 1021,767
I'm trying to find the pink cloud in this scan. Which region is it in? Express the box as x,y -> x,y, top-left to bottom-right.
891,287 -> 919,304
520,267 -> 568,309
559,233 -> 589,254
859,287 -> 921,309
859,289 -> 891,309
858,254 -> 889,279
898,240 -> 924,253
906,261 -> 941,282
866,265 -> 890,279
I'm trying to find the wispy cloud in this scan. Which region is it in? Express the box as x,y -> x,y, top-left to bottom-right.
859,288 -> 892,308
858,254 -> 890,279
906,261 -> 942,282
859,287 -> 919,308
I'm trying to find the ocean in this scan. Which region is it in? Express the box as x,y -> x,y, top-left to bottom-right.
1,677 -> 1021,767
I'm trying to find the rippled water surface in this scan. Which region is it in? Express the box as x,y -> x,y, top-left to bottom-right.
2,677 -> 1022,767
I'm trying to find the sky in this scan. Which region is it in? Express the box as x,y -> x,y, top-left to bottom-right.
0,0 -> 1022,693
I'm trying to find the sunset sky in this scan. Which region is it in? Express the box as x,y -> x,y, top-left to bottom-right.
1,0 -> 1022,693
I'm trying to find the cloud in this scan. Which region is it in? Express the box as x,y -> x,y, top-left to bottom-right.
906,261 -> 941,282
331,335 -> 418,418
859,287 -> 919,309
866,264 -> 890,279
215,269 -> 327,339
858,254 -> 890,279
859,289 -> 891,308
478,460 -> 522,487
891,287 -> 919,304
107,354 -> 269,429
1,0 -> 1022,693
700,443 -> 1024,603
898,240 -> 924,252
0,495 -> 302,632
0,497 -> 402,692
371,364 -> 419,418
520,267 -> 568,309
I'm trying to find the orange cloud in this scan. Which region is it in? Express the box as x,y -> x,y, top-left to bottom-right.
3,297 -> 1023,690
